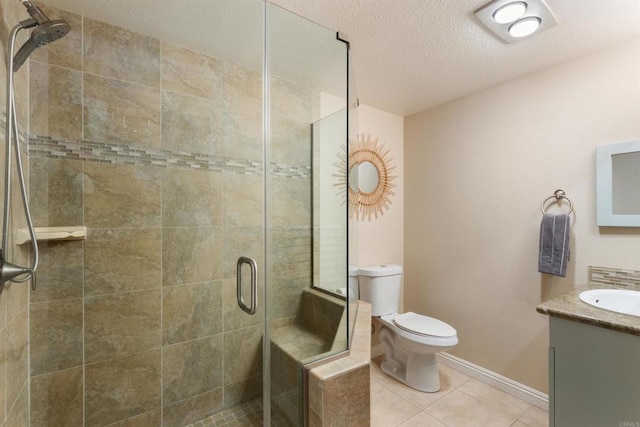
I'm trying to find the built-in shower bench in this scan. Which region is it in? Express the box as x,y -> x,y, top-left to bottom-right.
270,288 -> 347,424
272,288 -> 346,360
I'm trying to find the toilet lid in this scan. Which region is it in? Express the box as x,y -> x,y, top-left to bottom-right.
393,312 -> 457,338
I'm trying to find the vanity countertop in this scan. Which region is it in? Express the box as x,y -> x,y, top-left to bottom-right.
536,283 -> 640,336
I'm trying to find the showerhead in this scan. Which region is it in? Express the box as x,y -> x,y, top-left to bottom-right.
12,1 -> 70,72
31,19 -> 71,45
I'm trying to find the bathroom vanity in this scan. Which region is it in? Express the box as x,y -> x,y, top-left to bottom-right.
537,285 -> 640,427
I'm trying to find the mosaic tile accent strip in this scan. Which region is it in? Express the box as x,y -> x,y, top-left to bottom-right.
590,266 -> 640,290
185,399 -> 288,427
28,135 -> 311,179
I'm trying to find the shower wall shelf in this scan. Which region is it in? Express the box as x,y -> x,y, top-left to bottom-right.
15,226 -> 86,245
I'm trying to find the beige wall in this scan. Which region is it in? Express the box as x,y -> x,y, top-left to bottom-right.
404,37 -> 640,393
353,105 -> 404,269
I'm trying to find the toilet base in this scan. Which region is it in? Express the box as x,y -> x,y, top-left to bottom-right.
380,353 -> 441,392
379,327 -> 443,393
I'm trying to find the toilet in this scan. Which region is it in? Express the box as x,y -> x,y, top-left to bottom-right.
359,265 -> 458,392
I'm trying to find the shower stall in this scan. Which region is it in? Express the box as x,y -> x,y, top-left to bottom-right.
0,0 -> 352,425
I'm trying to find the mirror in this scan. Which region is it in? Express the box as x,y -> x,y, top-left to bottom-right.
596,140 -> 640,227
351,161 -> 379,194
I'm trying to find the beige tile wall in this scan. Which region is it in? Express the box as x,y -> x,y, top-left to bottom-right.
26,3 -> 320,426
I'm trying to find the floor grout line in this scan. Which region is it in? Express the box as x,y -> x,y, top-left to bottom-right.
371,357 -> 548,427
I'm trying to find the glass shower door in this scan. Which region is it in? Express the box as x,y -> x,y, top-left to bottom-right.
267,4 -> 349,425
215,2 -> 268,424
23,0 -> 348,425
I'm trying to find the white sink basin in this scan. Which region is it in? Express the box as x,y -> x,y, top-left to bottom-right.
578,289 -> 640,317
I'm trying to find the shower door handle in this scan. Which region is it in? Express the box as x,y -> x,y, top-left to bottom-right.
236,256 -> 257,315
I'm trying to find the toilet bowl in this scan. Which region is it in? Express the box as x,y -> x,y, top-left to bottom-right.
359,265 -> 458,392
378,311 -> 458,392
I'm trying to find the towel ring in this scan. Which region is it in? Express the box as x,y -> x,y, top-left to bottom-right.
541,189 -> 574,215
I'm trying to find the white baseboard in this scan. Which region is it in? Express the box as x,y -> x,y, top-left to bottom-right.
370,344 -> 548,410
436,352 -> 549,411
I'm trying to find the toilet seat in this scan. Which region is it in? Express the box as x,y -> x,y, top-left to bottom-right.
392,312 -> 457,338
380,312 -> 458,349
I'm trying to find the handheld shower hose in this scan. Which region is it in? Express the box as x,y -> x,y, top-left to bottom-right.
1,1 -> 70,293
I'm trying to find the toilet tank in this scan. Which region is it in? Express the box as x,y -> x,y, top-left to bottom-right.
358,265 -> 403,316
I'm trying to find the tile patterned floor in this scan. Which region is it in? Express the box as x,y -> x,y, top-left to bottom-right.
185,399 -> 288,427
371,356 -> 549,427
188,355 -> 548,426
184,400 -> 262,427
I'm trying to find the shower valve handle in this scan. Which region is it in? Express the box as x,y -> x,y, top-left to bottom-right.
0,250 -> 36,292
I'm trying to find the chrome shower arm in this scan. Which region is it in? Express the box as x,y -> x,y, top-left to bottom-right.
21,1 -> 49,25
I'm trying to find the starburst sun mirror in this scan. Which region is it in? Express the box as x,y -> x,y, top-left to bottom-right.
335,134 -> 397,220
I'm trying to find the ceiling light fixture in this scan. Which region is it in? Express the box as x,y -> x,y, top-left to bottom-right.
492,1 -> 527,24
474,0 -> 557,43
508,16 -> 541,38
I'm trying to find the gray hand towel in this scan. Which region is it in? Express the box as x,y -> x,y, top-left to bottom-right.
538,213 -> 570,277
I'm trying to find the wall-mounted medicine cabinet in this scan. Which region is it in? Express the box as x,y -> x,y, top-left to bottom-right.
596,140 -> 640,227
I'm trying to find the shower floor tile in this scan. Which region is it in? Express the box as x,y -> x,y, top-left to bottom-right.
185,398 -> 288,427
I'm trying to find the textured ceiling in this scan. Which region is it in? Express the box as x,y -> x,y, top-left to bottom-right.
271,0 -> 640,116
41,0 -> 640,117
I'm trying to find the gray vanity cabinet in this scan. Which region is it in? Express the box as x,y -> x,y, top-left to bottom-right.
549,317 -> 640,427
